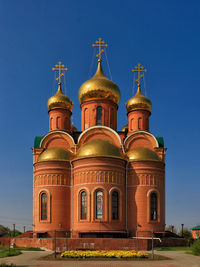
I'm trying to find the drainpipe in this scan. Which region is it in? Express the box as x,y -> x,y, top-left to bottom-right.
125,161 -> 128,235
70,159 -> 74,238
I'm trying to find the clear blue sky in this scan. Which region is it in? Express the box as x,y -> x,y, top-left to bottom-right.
0,0 -> 199,233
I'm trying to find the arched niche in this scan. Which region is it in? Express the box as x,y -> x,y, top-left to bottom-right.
40,131 -> 75,153
77,126 -> 122,149
124,131 -> 158,152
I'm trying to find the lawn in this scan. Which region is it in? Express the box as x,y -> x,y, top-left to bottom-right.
156,247 -> 191,251
0,246 -> 43,251
0,249 -> 21,258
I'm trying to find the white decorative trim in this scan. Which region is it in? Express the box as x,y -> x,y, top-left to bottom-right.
74,182 -> 122,186
77,187 -> 90,195
109,187 -> 123,195
40,130 -> 75,147
77,125 -> 122,145
128,185 -> 158,188
73,162 -> 126,169
91,185 -> 106,194
124,131 -> 159,148
35,185 -> 71,188
147,188 -> 160,197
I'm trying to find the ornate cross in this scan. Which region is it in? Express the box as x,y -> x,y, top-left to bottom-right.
131,63 -> 147,86
92,38 -> 108,60
52,61 -> 68,84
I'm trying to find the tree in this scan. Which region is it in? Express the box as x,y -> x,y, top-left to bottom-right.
178,228 -> 193,246
166,225 -> 177,233
0,224 -> 10,237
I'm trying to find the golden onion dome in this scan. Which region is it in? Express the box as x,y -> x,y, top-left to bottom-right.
127,147 -> 160,162
121,124 -> 128,132
76,139 -> 122,159
78,59 -> 121,105
38,147 -> 72,162
47,83 -> 73,111
126,84 -> 151,112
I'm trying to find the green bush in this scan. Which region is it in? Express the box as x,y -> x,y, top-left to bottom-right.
191,239 -> 200,256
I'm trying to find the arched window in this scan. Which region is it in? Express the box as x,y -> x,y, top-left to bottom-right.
84,108 -> 89,129
150,193 -> 157,221
138,117 -> 142,130
41,193 -> 47,220
131,118 -> 134,130
96,191 -> 103,219
50,117 -> 53,130
81,191 -> 87,220
56,116 -> 61,129
96,106 -> 102,125
110,107 -> 114,128
112,191 -> 119,220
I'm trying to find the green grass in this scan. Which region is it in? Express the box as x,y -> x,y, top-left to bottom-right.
0,249 -> 21,258
0,246 -> 43,251
14,247 -> 43,251
156,247 -> 191,251
0,263 -> 16,266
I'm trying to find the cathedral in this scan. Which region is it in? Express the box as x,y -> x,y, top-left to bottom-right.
32,39 -> 166,240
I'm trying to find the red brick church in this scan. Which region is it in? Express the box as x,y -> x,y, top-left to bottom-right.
32,39 -> 166,242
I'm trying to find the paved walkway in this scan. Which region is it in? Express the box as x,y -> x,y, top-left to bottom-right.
0,250 -> 200,267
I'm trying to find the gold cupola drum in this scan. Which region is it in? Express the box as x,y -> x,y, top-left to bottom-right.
47,62 -> 73,132
79,38 -> 121,131
126,64 -> 151,133
78,38 -> 121,105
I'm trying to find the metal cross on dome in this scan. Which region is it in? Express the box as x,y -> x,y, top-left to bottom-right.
52,61 -> 68,84
92,38 -> 108,60
132,63 -> 147,86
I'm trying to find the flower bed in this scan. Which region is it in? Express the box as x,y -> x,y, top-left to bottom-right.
61,250 -> 148,259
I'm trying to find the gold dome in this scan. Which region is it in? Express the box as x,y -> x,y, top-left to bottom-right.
38,147 -> 72,162
48,83 -> 73,111
126,84 -> 151,112
78,59 -> 121,105
127,147 -> 160,162
76,139 -> 122,159
121,124 -> 128,132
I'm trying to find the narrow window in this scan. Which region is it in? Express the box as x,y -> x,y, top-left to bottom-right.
96,106 -> 102,125
110,108 -> 114,128
56,116 -> 61,129
138,117 -> 142,130
50,117 -> 53,130
84,108 -> 89,129
81,191 -> 87,220
41,193 -> 47,220
131,118 -> 134,130
96,191 -> 103,219
112,191 -> 119,220
150,193 -> 157,221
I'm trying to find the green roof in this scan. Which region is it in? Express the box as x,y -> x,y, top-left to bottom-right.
34,136 -> 44,148
192,225 -> 200,230
156,136 -> 164,148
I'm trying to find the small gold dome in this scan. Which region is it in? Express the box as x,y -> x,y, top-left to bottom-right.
48,83 -> 73,111
38,147 -> 72,162
126,84 -> 151,112
78,59 -> 121,105
127,147 -> 160,162
121,124 -> 128,132
76,139 -> 122,159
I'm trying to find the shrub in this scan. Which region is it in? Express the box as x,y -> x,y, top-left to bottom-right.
191,239 -> 200,256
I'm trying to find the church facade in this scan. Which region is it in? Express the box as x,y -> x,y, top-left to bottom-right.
32,40 -> 166,239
